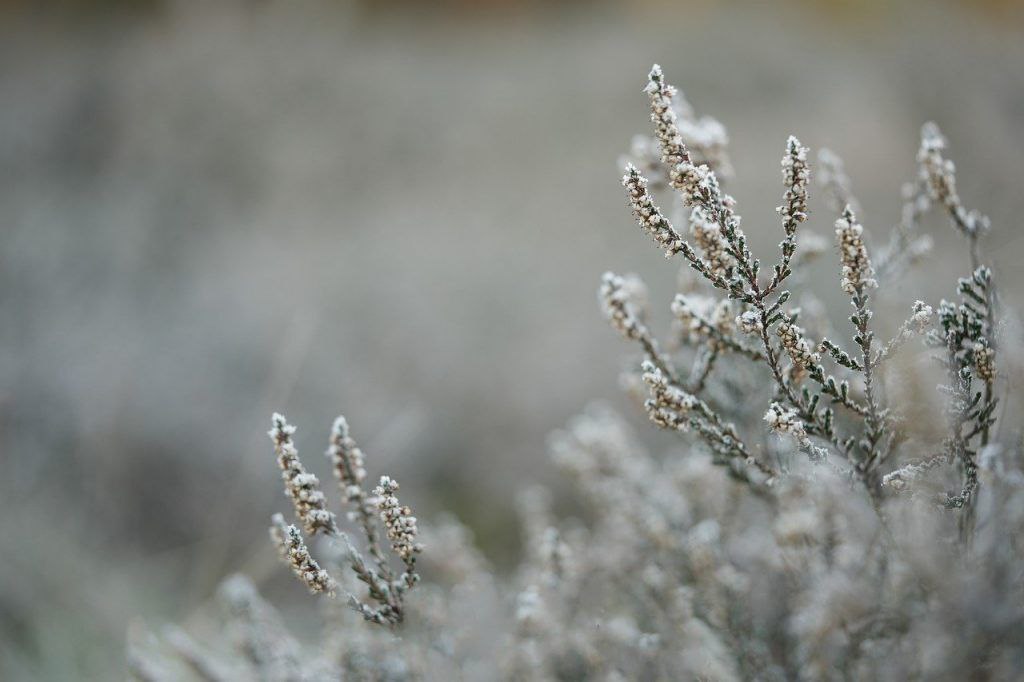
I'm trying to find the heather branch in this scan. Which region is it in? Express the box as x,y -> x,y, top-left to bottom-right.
272,516 -> 337,596
642,361 -> 777,485
645,67 -> 757,295
832,207 -> 887,483
918,122 -> 990,269
873,301 -> 933,366
643,67 -> 857,464
326,416 -> 393,582
270,413 -> 338,536
672,294 -> 764,362
765,136 -> 810,295
880,453 -> 948,495
267,413 -> 421,626
601,271 -> 679,382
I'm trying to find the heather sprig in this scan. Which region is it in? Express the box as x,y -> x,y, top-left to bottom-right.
607,65 -> 1002,512
270,413 -> 338,536
139,63 -> 1021,682
267,413 -> 422,626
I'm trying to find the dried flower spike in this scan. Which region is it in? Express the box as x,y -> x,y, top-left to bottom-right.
834,206 -> 877,295
374,476 -> 423,565
269,413 -> 338,536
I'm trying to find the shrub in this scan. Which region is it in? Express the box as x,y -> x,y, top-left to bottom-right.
129,66 -> 1022,681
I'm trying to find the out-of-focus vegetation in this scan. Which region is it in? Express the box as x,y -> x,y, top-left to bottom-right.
1,0 -> 1022,678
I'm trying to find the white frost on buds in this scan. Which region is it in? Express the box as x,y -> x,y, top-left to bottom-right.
689,208 -> 734,277
326,415 -> 367,506
918,122 -> 990,239
671,294 -> 733,348
974,343 -> 996,382
764,402 -> 807,441
645,66 -> 739,227
764,403 -> 830,463
641,360 -> 698,432
834,207 -> 877,294
270,514 -> 336,595
600,272 -> 650,343
776,321 -> 821,374
876,300 -> 934,364
645,64 -> 691,171
736,310 -> 761,336
881,454 -> 947,493
778,135 -> 809,235
269,413 -> 338,536
622,164 -> 687,258
374,476 -> 423,563
909,300 -> 934,333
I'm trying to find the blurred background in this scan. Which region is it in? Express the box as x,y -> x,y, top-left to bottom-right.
1,0 -> 1022,678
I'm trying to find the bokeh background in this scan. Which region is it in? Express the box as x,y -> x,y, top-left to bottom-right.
2,0 -> 1023,678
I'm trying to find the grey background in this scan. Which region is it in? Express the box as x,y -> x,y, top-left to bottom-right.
1,0 -> 1022,677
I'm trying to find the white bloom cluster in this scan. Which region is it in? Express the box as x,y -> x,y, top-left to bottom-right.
973,342 -> 997,382
622,165 -> 686,258
875,300 -> 934,365
642,64 -> 732,179
270,514 -> 336,595
778,135 -> 809,235
269,413 -> 338,536
736,309 -> 761,336
918,122 -> 990,239
834,207 -> 877,294
374,476 -> 423,563
645,67 -> 739,227
599,271 -> 649,343
776,321 -> 821,374
909,300 -> 934,333
644,64 -> 691,170
641,360 -> 698,432
671,294 -> 733,348
689,207 -> 733,277
326,416 -> 367,505
764,402 -> 807,441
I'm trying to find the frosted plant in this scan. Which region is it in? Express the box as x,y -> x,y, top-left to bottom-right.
270,412 -> 423,626
133,65 -> 1022,681
613,64 -> 1004,511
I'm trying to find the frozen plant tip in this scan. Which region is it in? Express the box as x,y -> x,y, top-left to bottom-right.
606,64 -> 1004,510
270,514 -> 336,595
270,413 -> 338,536
622,165 -> 687,258
834,207 -> 877,295
374,476 -> 423,580
267,413 -> 422,626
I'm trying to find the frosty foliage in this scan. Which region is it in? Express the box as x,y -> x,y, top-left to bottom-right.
131,66 -> 1023,681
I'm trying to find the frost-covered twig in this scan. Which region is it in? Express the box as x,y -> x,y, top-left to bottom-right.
267,413 -> 422,626
270,413 -> 338,536
608,65 -> 1004,517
